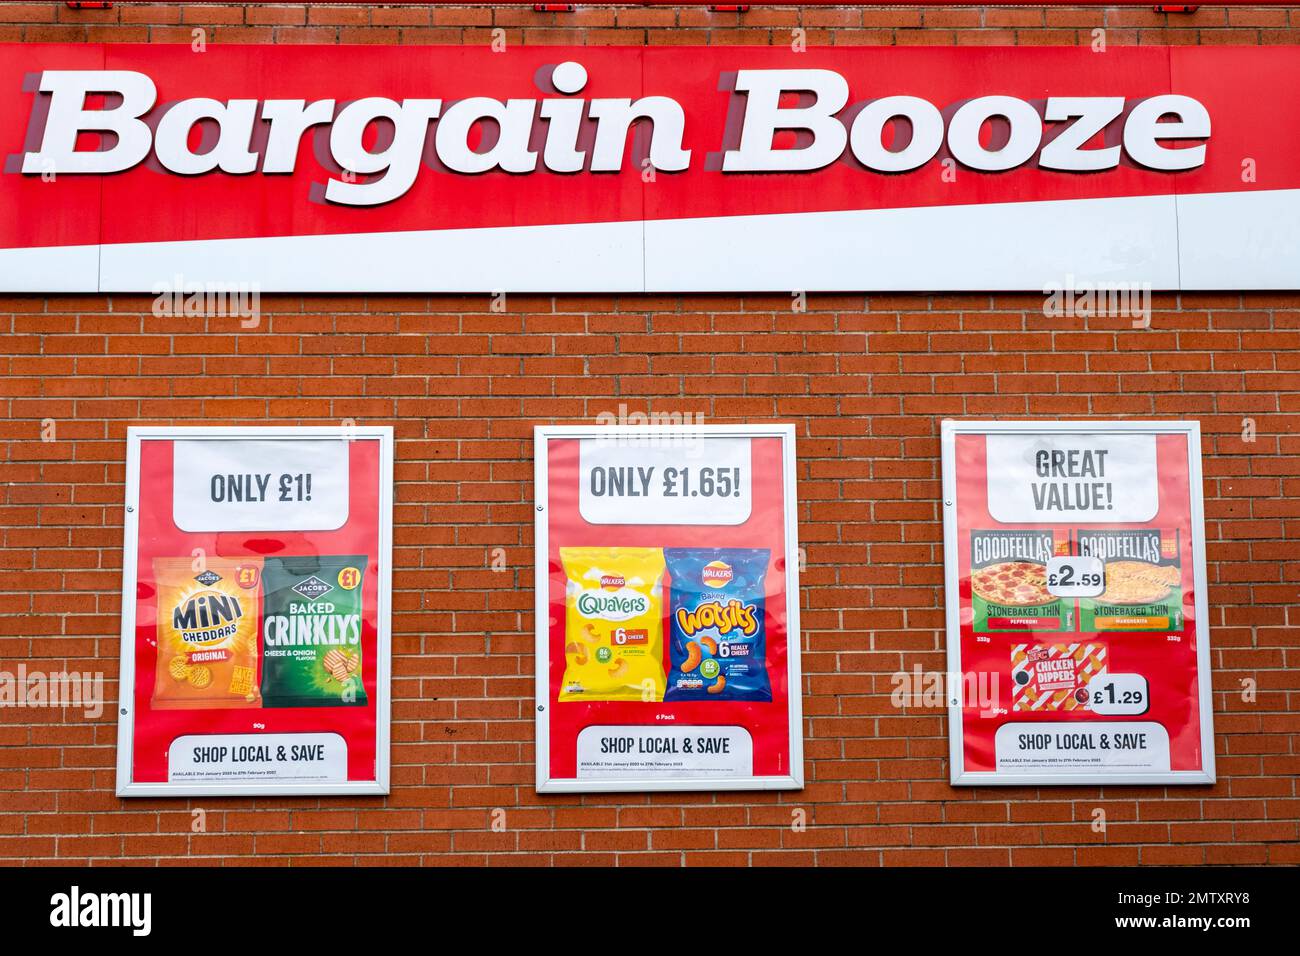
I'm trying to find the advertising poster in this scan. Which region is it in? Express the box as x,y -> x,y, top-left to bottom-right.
115,426 -> 394,796
534,425 -> 803,793
942,421 -> 1214,786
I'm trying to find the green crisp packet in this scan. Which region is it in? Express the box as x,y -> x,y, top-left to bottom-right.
260,555 -> 367,707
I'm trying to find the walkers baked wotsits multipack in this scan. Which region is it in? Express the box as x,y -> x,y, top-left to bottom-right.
665,548 -> 772,702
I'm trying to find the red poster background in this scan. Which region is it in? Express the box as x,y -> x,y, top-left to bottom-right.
544,436 -> 792,781
129,438 -> 382,784
954,432 -> 1204,773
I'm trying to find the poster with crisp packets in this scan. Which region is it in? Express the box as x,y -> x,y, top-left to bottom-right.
114,427 -> 394,797
534,425 -> 803,794
942,421 -> 1215,786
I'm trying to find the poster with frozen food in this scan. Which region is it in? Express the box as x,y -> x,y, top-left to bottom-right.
941,421 -> 1214,786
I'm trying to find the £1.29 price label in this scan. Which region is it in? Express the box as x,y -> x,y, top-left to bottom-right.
1086,673 -> 1150,716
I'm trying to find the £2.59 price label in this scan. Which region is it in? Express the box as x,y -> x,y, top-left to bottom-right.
1045,555 -> 1105,598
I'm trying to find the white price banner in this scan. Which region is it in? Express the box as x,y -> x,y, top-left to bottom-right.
577,437 -> 752,526
172,439 -> 349,532
995,721 -> 1171,773
1086,673 -> 1151,716
985,433 -> 1158,524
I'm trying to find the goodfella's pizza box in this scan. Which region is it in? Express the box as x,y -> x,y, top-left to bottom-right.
969,530 -> 1072,633
1075,529 -> 1184,632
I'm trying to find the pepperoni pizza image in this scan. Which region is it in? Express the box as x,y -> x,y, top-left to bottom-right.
970,561 -> 1053,607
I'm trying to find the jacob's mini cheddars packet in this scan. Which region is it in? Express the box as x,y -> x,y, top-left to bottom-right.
260,555 -> 367,707
559,547 -> 666,702
152,556 -> 263,710
665,548 -> 772,702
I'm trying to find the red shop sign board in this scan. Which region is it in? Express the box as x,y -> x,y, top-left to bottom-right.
534,426 -> 803,793
941,420 -> 1214,786
3,43 -> 1298,292
115,426 -> 394,797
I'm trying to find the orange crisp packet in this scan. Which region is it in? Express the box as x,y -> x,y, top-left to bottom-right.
151,556 -> 263,710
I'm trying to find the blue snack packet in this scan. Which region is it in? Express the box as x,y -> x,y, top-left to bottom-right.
664,548 -> 772,702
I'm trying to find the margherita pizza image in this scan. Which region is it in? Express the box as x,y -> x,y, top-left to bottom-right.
970,561 -> 1052,607
1099,561 -> 1180,605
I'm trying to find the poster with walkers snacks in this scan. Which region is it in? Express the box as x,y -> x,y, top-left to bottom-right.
534,425 -> 803,793
115,426 -> 393,797
941,421 -> 1214,786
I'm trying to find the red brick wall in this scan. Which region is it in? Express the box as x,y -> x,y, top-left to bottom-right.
2,2 -> 1299,44
1,5 -> 1298,866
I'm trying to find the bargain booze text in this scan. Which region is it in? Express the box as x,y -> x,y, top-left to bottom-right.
19,63 -> 1210,206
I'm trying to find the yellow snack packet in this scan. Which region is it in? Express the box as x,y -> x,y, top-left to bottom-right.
151,556 -> 263,710
559,547 -> 666,703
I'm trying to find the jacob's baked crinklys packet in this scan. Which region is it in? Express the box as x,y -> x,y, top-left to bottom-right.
665,548 -> 772,702
152,556 -> 263,709
260,555 -> 367,707
559,547 -> 666,702
970,530 -> 1073,632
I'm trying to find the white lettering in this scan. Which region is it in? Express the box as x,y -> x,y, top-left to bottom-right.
849,95 -> 944,172
22,70 -> 156,174
588,96 -> 690,172
723,69 -> 849,172
948,95 -> 1043,171
155,98 -> 259,175
325,97 -> 441,206
436,97 -> 539,174
260,99 -> 336,173
1124,94 -> 1210,171
1040,96 -> 1124,171
18,67 -> 1212,202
